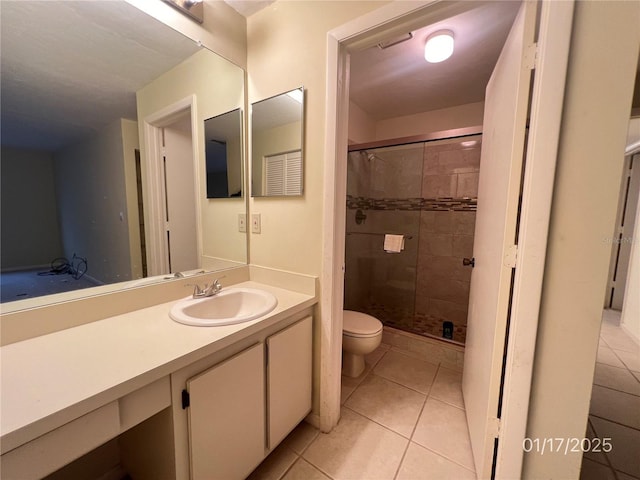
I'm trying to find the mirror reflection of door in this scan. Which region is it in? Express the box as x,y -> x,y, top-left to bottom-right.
204,108 -> 243,198
162,113 -> 198,274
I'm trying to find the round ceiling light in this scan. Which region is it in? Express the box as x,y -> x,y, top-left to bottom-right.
424,30 -> 454,63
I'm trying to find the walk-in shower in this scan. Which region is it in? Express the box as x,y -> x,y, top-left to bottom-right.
344,130 -> 482,344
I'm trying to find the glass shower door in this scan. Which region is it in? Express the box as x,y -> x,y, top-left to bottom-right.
344,143 -> 424,331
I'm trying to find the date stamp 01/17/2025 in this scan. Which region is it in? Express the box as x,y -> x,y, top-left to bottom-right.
523,437 -> 612,455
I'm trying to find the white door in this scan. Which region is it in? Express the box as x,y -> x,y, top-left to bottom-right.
163,120 -> 199,273
267,316 -> 312,449
462,2 -> 537,477
186,343 -> 265,480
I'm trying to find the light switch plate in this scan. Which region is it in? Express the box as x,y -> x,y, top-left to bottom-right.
251,213 -> 261,234
238,214 -> 246,233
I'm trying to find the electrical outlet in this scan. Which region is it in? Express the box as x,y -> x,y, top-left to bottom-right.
238,214 -> 246,233
251,213 -> 261,234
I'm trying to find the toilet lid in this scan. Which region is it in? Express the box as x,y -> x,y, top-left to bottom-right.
343,310 -> 383,337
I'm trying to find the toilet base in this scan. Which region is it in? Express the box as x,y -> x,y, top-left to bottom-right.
342,351 -> 365,378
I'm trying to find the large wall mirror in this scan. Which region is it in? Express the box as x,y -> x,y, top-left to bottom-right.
251,87 -> 305,197
0,1 -> 247,311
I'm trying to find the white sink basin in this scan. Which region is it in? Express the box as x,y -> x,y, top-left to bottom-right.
169,287 -> 278,326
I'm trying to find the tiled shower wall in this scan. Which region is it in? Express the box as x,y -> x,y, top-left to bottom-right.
345,136 -> 481,344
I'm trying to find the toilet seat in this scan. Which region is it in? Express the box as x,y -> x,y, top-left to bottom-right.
343,310 -> 383,338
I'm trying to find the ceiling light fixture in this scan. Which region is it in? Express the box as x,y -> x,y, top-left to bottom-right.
424,30 -> 454,63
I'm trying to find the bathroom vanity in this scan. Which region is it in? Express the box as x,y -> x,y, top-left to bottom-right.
0,278 -> 316,479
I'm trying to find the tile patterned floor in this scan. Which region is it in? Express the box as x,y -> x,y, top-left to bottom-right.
580,310 -> 640,480
248,343 -> 475,480
249,309 -> 639,480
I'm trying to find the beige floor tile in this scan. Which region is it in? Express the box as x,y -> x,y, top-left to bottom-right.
583,419 -> 608,466
412,398 -> 475,471
340,344 -> 390,404
590,416 -> 640,478
282,421 -> 320,455
282,459 -> 331,480
429,366 -> 464,409
340,380 -> 356,405
366,343 -> 390,367
597,345 -> 626,368
593,363 -> 640,396
396,442 -> 476,480
374,350 -> 438,394
579,458 -> 616,480
303,408 -> 408,480
616,472 -> 640,480
615,349 -> 640,372
632,371 -> 640,383
247,443 -> 298,480
600,329 -> 639,353
589,385 -> 640,429
345,374 -> 426,438
601,309 -> 621,325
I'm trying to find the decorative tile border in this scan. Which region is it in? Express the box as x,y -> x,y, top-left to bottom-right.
347,195 -> 477,212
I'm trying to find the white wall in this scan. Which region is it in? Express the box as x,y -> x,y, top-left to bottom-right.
348,101 -> 376,144
523,1 -> 640,477
54,119 -> 137,284
247,0 -> 388,276
375,101 -> 484,141
0,147 -> 63,269
348,100 -> 484,145
136,48 -> 246,267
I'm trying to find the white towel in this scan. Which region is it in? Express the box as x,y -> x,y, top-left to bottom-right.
384,234 -> 405,253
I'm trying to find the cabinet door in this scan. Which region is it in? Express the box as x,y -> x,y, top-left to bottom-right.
186,343 -> 265,480
267,316 -> 312,449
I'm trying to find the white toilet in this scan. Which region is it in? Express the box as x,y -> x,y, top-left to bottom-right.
342,310 -> 383,377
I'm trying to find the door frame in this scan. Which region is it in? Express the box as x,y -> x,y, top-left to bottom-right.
321,1 -> 573,476
142,95 -> 203,276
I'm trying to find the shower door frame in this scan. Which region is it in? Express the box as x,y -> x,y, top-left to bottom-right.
321,0 -> 574,477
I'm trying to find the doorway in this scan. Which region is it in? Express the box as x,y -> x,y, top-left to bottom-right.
143,98 -> 201,276
322,1 -> 574,477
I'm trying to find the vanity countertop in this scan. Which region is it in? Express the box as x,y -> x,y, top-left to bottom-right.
0,281 -> 316,454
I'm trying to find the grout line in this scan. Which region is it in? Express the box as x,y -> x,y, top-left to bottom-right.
415,442 -> 478,474
275,455 -> 301,480
592,381 -> 640,399
342,404 -> 415,440
368,371 -> 435,397
588,412 -> 640,432
587,416 -> 618,475
392,377 -> 434,480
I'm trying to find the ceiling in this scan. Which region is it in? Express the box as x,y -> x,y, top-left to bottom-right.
224,0 -> 274,17
349,1 -> 521,120
0,1 -> 200,152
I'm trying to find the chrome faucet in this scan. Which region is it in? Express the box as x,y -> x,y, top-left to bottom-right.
190,278 -> 223,299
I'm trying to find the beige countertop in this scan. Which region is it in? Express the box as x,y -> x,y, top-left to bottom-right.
1,280 -> 316,454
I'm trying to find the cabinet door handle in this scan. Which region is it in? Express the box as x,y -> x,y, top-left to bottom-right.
463,257 -> 475,268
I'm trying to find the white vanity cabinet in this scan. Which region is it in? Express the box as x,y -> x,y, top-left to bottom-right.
266,315 -> 313,449
186,343 -> 265,480
174,314 -> 313,480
